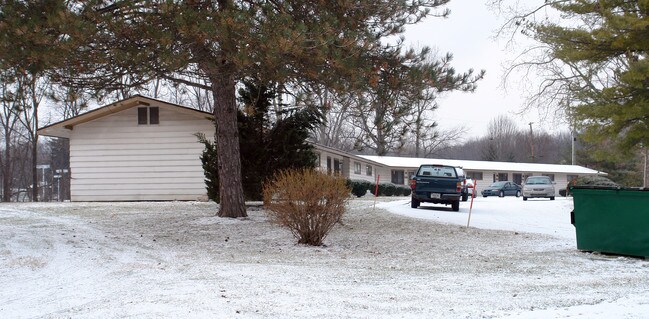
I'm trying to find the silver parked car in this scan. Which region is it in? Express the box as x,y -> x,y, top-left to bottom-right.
522,176 -> 556,201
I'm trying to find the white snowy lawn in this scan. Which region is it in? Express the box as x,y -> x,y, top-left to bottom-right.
1,196 -> 649,318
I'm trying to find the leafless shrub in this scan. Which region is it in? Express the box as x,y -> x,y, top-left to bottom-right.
263,169 -> 350,246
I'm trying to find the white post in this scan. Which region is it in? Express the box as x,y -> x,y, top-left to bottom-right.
572,132 -> 576,165
642,148 -> 649,188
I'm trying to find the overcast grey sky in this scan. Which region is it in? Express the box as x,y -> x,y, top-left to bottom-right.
403,2 -> 562,139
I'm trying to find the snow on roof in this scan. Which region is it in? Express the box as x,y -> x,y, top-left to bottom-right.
359,155 -> 604,175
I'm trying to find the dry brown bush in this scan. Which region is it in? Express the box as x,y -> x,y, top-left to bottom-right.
263,169 -> 350,246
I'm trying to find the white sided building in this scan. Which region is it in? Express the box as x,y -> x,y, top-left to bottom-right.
39,95 -> 214,201
39,95 -> 604,201
311,151 -> 605,196
358,155 -> 604,195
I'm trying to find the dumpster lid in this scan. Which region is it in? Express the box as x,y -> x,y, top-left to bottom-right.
570,185 -> 649,191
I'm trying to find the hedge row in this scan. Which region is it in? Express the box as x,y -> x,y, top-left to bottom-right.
347,179 -> 412,197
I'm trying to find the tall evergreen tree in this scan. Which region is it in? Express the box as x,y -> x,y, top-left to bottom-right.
59,0 -> 455,217
0,0 -> 77,201
523,1 -> 649,156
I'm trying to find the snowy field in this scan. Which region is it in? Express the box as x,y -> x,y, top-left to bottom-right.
1,197 -> 649,318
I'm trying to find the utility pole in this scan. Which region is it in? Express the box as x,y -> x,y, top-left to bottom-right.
572,130 -> 577,165
642,147 -> 649,188
528,122 -> 535,162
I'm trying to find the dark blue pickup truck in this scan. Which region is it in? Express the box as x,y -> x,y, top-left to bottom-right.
409,164 -> 463,211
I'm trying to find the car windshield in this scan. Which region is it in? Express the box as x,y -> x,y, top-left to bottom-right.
489,181 -> 507,187
417,165 -> 457,178
526,177 -> 551,185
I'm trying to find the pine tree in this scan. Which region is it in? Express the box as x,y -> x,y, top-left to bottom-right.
530,1 -> 649,155
60,0 -> 454,217
0,0 -> 77,201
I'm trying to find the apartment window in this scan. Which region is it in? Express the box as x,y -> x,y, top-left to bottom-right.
327,157 -> 332,174
138,107 -> 160,125
513,173 -> 522,185
366,165 -> 373,176
567,174 -> 579,182
391,170 -> 405,185
466,172 -> 483,180
494,173 -> 508,182
354,162 -> 362,174
333,158 -> 342,175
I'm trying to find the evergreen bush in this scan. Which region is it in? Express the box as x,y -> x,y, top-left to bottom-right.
396,185 -> 411,196
375,183 -> 387,196
369,183 -> 378,196
573,175 -> 619,187
382,183 -> 396,196
348,179 -> 370,197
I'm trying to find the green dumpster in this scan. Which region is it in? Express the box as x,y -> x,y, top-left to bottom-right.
571,186 -> 649,258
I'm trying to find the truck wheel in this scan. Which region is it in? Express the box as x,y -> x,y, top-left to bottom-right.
461,193 -> 468,202
411,198 -> 420,208
550,196 -> 555,200
523,197 -> 528,201
451,201 -> 460,212
499,190 -> 504,198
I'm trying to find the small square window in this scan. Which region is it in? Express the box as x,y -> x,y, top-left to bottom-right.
138,107 -> 160,125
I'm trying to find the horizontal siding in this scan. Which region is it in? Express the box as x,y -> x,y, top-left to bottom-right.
72,154 -> 200,163
71,130 -> 206,141
71,143 -> 208,152
72,176 -> 204,184
71,147 -> 205,157
72,166 -> 203,174
71,136 -> 203,146
71,183 -> 205,192
73,171 -> 204,180
71,160 -> 201,168
72,194 -> 207,201
69,106 -> 214,201
72,119 -> 212,130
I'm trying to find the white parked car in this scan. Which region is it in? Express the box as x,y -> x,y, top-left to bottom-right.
522,176 -> 556,201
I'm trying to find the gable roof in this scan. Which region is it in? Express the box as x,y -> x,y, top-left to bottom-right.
359,155 -> 604,175
38,95 -> 213,138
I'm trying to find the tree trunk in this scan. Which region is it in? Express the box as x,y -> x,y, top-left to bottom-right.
3,133 -> 11,202
212,74 -> 247,218
31,95 -> 39,202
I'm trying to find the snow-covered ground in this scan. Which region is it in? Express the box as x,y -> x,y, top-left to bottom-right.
378,196 -> 576,239
1,197 -> 648,318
